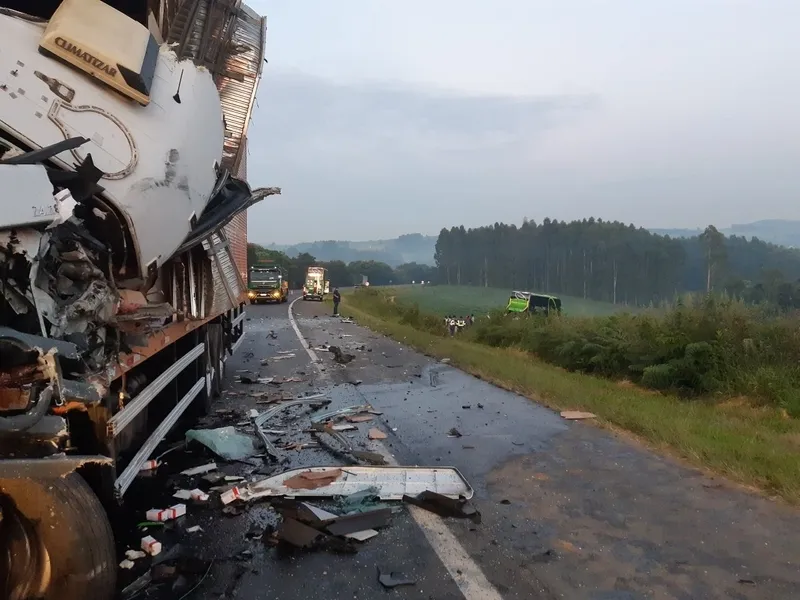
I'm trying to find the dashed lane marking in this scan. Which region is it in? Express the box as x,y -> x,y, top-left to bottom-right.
288,297 -> 504,600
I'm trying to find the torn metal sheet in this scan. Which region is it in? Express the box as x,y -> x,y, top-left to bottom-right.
309,404 -> 373,425
253,397 -> 332,459
560,410 -> 596,420
402,490 -> 481,524
180,462 -> 217,476
278,517 -> 323,548
239,466 -> 474,502
378,567 -> 416,589
324,508 -> 393,536
345,529 -> 378,541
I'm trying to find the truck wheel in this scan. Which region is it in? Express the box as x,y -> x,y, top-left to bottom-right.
0,472 -> 116,600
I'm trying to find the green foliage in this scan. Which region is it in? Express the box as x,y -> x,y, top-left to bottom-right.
246,244 -> 435,288
433,218 -> 800,308
352,288 -> 800,416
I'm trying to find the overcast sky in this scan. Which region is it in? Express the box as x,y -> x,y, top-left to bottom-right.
244,0 -> 800,244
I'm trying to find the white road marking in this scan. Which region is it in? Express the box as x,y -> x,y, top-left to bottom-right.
288,298 -> 504,600
288,296 -> 324,371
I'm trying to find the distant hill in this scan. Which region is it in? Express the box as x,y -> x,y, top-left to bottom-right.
263,233 -> 437,267
651,220 -> 800,248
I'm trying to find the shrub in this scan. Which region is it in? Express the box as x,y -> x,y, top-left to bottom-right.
352,289 -> 800,410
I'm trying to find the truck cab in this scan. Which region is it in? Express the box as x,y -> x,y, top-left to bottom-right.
248,265 -> 288,304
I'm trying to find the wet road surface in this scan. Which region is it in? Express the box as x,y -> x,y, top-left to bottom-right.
119,294 -> 800,599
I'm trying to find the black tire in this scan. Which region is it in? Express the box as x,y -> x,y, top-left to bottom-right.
0,472 -> 116,600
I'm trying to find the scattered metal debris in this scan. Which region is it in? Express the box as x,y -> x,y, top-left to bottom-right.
239,466 -> 474,501
560,410 -> 596,420
378,567 -> 417,589
368,428 -> 387,440
403,490 -> 481,524
328,345 -> 355,364
253,397 -> 333,459
180,462 -> 217,476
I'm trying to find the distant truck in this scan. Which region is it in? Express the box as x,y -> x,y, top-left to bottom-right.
248,264 -> 288,304
303,266 -> 330,301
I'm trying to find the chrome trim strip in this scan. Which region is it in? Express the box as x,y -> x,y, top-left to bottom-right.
109,343 -> 204,436
115,377 -> 205,496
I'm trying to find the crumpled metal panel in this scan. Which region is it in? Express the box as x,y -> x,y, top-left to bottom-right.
203,229 -> 245,315
164,1 -> 265,175
217,4 -> 265,173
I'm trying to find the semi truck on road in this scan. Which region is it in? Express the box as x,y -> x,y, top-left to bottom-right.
303,265 -> 329,301
0,1 -> 274,598
248,264 -> 289,304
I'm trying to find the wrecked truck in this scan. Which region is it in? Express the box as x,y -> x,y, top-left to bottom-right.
0,0 -> 275,598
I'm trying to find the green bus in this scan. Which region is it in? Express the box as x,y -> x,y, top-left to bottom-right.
506,290 -> 562,315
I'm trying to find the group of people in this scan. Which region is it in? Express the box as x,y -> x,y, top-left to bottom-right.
444,314 -> 475,336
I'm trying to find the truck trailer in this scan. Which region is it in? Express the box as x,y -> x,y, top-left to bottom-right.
0,1 -> 277,598
303,265 -> 329,301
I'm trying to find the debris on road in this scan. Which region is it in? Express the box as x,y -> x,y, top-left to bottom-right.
368,428 -> 388,440
447,427 -> 463,438
125,549 -> 147,561
173,489 -> 209,502
238,466 -> 474,501
221,487 -> 243,505
378,567 -> 417,589
346,414 -> 374,423
278,517 -> 324,548
141,535 -> 162,556
186,525 -> 203,533
560,410 -> 597,420
284,468 -> 344,490
403,490 -> 481,524
332,423 -> 357,431
181,462 -> 218,476
253,397 -> 333,460
145,504 -> 187,522
140,459 -> 161,471
186,426 -> 258,460
328,345 -> 355,364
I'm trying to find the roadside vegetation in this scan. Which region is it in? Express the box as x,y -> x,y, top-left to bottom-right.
342,287 -> 800,504
392,284 -> 632,317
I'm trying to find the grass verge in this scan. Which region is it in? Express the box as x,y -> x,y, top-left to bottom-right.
340,295 -> 800,505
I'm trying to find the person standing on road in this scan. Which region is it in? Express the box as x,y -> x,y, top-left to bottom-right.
332,287 -> 341,316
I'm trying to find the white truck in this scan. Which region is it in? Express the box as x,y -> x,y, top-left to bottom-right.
0,1 -> 275,598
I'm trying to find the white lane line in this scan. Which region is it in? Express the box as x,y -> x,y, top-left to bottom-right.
288,297 -> 504,600
288,296 -> 325,374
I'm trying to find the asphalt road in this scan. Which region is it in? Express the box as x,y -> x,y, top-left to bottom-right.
120,293 -> 800,600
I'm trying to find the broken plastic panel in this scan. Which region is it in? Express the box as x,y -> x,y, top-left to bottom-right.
238,466 -> 474,502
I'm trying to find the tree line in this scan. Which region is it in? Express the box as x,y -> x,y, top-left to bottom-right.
247,243 -> 436,288
434,218 -> 800,307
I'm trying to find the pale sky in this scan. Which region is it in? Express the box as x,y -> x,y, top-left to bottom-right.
244,0 -> 800,244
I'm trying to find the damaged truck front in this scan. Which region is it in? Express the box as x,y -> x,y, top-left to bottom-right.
0,1 -> 275,598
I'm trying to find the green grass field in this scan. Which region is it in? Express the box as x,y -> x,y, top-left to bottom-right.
390,284 -> 634,317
